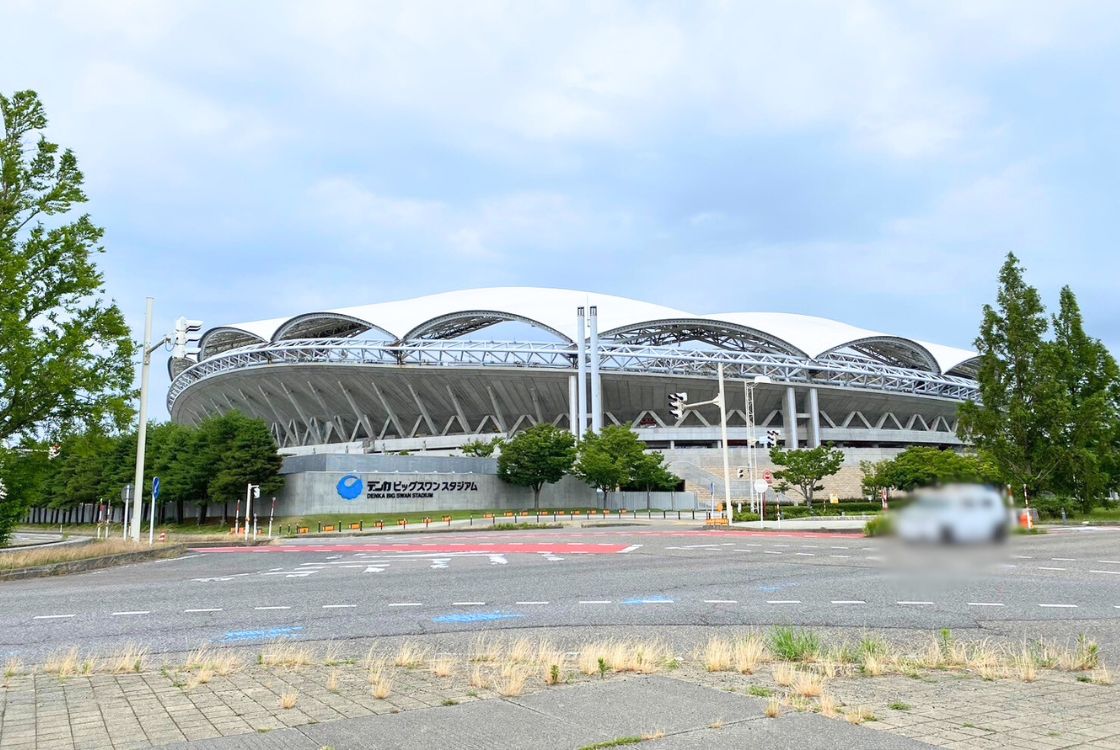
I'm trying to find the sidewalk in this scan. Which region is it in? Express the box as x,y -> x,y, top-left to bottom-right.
154,676 -> 930,750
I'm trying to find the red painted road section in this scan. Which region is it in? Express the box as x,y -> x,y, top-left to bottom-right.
190,543 -> 633,554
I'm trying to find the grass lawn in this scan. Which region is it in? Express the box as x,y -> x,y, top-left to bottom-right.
0,539 -> 177,572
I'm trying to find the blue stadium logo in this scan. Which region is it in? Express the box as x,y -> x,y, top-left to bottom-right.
336,474 -> 364,501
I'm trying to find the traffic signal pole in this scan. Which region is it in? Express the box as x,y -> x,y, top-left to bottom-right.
129,298 -> 154,542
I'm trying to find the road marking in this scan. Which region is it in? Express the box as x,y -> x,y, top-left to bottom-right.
968,602 -> 1004,607
830,546 -> 849,550
254,606 -> 291,610
1011,555 -> 1033,559
897,601 -> 934,605
579,600 -> 612,604
1097,560 -> 1120,565
795,553 -> 815,556
322,604 -> 356,609
112,610 -> 150,616
184,608 -> 223,613
452,601 -> 486,606
763,551 -> 783,555
619,545 -> 642,553
831,600 -> 865,605
1090,569 -> 1120,575
704,600 -> 738,604
516,601 -> 550,605
1038,604 -> 1078,608
387,602 -> 422,607
766,600 -> 801,604
33,614 -> 74,620
830,555 -> 851,558
1038,566 -> 1067,571
623,598 -> 673,605
1051,558 -> 1075,561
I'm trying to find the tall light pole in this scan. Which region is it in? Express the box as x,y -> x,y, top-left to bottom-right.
744,375 -> 772,513
669,363 -> 734,524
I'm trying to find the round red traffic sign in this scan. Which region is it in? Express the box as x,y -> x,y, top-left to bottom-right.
763,469 -> 773,484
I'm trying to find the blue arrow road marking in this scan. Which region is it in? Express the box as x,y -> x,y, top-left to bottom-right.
758,583 -> 800,593
622,597 -> 674,605
432,611 -> 525,624
219,625 -> 304,643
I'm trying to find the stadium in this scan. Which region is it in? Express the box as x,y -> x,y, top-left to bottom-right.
167,287 -> 979,502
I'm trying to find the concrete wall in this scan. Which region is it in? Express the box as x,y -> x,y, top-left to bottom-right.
602,491 -> 700,511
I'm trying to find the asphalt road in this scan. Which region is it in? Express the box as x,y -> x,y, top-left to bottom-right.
2,524 -> 1118,662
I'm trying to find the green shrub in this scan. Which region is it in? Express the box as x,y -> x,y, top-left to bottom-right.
864,515 -> 894,537
732,511 -> 760,523
768,627 -> 820,661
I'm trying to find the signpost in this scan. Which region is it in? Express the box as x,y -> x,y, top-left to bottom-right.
148,476 -> 160,545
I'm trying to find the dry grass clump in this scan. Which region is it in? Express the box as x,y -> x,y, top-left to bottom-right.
640,730 -> 665,740
430,655 -> 456,678
368,658 -> 392,699
393,641 -> 430,668
818,694 -> 840,718
322,641 -> 348,666
259,642 -> 313,668
4,657 -> 23,679
183,645 -> 244,676
860,652 -> 887,677
1013,647 -> 1037,682
733,633 -> 768,674
772,663 -> 796,687
764,697 -> 781,718
468,635 -> 501,663
106,643 -> 148,674
508,638 -> 535,664
1090,666 -> 1113,686
576,639 -> 671,676
43,647 -> 81,677
966,642 -> 1005,681
326,669 -> 340,692
279,691 -> 297,709
496,664 -> 528,697
846,706 -> 874,724
792,669 -> 824,698
702,637 -> 733,672
185,668 -> 213,690
470,664 -> 489,689
0,539 -> 152,572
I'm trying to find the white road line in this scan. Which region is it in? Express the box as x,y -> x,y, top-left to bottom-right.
1051,558 -> 1076,561
1038,566 -> 1067,571
1038,604 -> 1078,608
322,604 -> 357,609
1090,569 -> 1120,575
830,555 -> 851,558
763,551 -> 783,555
112,610 -> 150,616
830,546 -> 849,550
33,614 -> 74,620
831,600 -> 865,605
452,601 -> 486,606
1097,560 -> 1120,565
897,601 -> 934,605
579,600 -> 612,604
516,601 -> 549,605
968,602 -> 1004,607
766,600 -> 801,604
254,606 -> 291,610
1011,555 -> 1033,559
704,600 -> 738,604
387,602 -> 422,607
184,608 -> 222,613
795,553 -> 815,556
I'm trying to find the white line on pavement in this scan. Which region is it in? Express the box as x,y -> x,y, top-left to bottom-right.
766,600 -> 801,604
516,601 -> 549,605
254,606 -> 291,610
322,604 -> 356,609
968,602 -> 1004,607
704,600 -> 738,604
1038,566 -> 1067,571
1011,555 -> 1033,559
619,545 -> 642,553
579,600 -> 612,604
830,555 -> 850,558
1089,569 -> 1120,575
897,601 -> 934,605
831,600 -> 865,605
830,546 -> 849,550
763,551 -> 782,555
387,602 -> 422,607
452,601 -> 486,606
112,610 -> 150,616
33,614 -> 74,620
184,608 -> 222,613
1038,604 -> 1078,608
1051,558 -> 1076,561
795,553 -> 815,556
1097,560 -> 1120,564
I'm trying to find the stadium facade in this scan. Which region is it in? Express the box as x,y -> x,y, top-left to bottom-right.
167,288 -> 978,505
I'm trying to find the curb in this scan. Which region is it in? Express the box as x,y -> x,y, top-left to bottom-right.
0,544 -> 187,581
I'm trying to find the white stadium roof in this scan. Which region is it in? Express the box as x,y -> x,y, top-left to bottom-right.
198,286 -> 978,375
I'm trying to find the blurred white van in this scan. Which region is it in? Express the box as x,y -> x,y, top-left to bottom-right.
896,485 -> 1009,543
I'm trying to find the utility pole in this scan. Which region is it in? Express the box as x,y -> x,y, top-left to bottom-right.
669,363 -> 734,524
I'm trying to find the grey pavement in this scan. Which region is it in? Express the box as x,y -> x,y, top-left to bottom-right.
1,524 -> 1119,663
153,675 -> 932,750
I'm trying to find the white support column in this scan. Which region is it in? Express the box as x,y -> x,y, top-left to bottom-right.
575,307 -> 587,440
807,387 -> 821,448
568,375 -> 578,437
589,305 -> 603,434
783,386 -> 800,450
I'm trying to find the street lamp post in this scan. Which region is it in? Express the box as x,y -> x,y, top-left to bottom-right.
744,375 -> 772,514
669,364 -> 733,524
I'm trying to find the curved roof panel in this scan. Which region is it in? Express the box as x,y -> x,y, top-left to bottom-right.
197,287 -> 976,374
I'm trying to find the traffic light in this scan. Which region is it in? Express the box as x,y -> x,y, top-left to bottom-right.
47,444 -> 61,460
173,317 -> 204,359
736,468 -> 744,479
667,392 -> 688,421
252,485 -> 261,499
765,430 -> 781,448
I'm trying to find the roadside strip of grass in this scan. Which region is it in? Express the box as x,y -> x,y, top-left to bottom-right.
0,539 -> 182,576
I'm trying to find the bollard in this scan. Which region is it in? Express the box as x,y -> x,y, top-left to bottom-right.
317,521 -> 322,533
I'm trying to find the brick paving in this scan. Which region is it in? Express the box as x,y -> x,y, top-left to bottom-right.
1,644 -> 1116,749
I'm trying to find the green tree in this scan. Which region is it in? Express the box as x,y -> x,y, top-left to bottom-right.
460,437 -> 504,457
0,91 -> 135,540
573,426 -> 648,501
496,423 -> 576,509
1048,286 -> 1120,510
868,446 -> 1001,492
958,253 -> 1068,497
207,413 -> 284,520
769,444 -> 844,508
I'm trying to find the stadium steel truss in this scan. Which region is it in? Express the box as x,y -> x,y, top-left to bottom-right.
167,288 -> 980,452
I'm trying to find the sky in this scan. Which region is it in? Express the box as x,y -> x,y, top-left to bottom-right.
3,0 -> 1119,420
